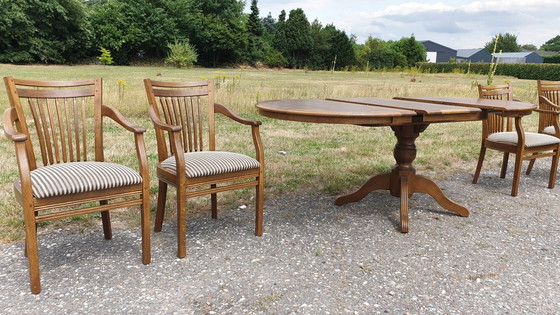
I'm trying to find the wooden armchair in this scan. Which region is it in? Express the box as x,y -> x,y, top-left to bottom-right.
472,83 -> 560,196
144,79 -> 264,258
535,80 -> 560,137
526,80 -> 560,173
2,77 -> 151,294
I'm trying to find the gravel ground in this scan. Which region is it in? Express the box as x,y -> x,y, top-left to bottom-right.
1,164 -> 559,314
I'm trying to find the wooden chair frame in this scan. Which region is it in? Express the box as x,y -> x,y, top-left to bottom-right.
473,83 -> 560,196
3,77 -> 151,294
144,79 -> 264,258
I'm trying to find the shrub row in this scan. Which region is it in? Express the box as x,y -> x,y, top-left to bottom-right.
417,62 -> 560,81
543,55 -> 560,64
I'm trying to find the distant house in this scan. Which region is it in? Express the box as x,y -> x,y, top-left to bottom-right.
534,51 -> 560,57
456,48 -> 492,63
419,40 -> 457,63
494,52 -> 543,63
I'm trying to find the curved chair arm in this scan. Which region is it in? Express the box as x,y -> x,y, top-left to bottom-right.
102,105 -> 146,134
101,105 -> 149,179
539,95 -> 560,111
214,103 -> 262,126
214,103 -> 264,163
148,106 -> 185,170
148,106 -> 181,132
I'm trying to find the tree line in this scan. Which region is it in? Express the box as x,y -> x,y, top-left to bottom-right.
0,0 -> 428,69
2,0 -> 558,69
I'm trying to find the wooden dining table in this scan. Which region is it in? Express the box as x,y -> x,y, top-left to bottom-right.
256,97 -> 535,232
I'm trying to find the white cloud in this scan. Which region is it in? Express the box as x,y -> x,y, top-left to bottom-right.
253,0 -> 560,49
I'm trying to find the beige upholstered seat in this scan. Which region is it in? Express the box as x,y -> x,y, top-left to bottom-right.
472,83 -> 560,196
161,151 -> 260,178
28,161 -> 142,198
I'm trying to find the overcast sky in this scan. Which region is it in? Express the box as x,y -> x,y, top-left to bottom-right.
246,0 -> 560,49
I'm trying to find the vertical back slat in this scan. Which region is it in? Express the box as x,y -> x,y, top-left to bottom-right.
197,96 -> 204,150
189,96 -> 197,151
55,98 -> 68,162
80,97 -> 87,161
64,98 -> 74,161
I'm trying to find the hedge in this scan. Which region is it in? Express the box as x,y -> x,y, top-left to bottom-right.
417,62 -> 560,81
543,55 -> 560,64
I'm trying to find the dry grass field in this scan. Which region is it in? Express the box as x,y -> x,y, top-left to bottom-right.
0,64 -> 542,242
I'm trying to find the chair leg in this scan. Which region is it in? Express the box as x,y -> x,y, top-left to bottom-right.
100,202 -> 112,240
500,152 -> 510,179
154,181 -> 168,232
511,154 -> 523,197
141,187 -> 151,265
548,150 -> 560,189
176,189 -> 187,259
255,177 -> 264,236
23,207 -> 41,294
526,156 -> 537,175
211,184 -> 218,219
473,146 -> 486,184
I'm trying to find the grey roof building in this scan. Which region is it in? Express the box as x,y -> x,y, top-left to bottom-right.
493,52 -> 543,63
456,48 -> 492,63
419,40 -> 457,63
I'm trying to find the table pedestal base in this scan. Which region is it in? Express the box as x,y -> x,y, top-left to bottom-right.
335,124 -> 469,232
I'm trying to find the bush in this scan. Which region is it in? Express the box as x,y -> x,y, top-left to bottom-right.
97,47 -> 113,65
165,41 -> 197,68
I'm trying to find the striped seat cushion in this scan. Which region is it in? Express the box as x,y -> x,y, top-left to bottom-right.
161,151 -> 260,178
30,161 -> 142,199
488,131 -> 560,148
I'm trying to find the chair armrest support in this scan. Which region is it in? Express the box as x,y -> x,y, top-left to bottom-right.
214,103 -> 262,126
102,105 -> 146,134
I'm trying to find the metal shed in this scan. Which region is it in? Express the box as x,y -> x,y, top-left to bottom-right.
419,40 -> 457,63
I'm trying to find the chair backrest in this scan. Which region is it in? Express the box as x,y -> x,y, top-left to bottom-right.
144,79 -> 216,161
4,77 -> 105,170
478,83 -> 513,136
537,80 -> 560,134
538,80 -> 560,105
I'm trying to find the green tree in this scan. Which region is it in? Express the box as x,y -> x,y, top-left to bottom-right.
357,37 -> 403,69
308,22 -> 356,70
261,12 -> 276,34
520,44 -> 538,51
245,0 -> 264,64
390,34 -> 426,66
186,0 -> 248,66
98,47 -> 113,65
484,33 -> 521,52
540,35 -> 560,51
274,8 -> 312,68
0,0 -> 93,64
87,0 -> 177,64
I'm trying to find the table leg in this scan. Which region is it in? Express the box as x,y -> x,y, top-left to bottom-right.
335,124 -> 469,232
